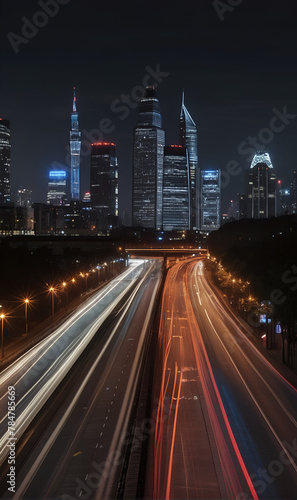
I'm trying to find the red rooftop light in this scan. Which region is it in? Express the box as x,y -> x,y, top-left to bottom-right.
91,142 -> 116,147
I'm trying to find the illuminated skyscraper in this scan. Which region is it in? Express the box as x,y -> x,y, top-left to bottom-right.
47,170 -> 67,205
246,152 -> 276,218
163,145 -> 190,230
201,170 -> 221,231
17,187 -> 32,207
132,87 -> 165,229
90,142 -> 119,230
70,87 -> 81,200
0,119 -> 11,205
179,91 -> 199,229
278,187 -> 291,215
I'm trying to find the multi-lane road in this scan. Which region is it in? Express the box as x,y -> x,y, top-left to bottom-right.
0,258 -> 162,499
148,258 -> 297,499
1,255 -> 297,499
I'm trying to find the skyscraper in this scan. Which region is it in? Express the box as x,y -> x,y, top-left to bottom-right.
291,170 -> 297,214
179,91 -> 199,229
90,142 -> 119,230
132,87 -> 165,229
246,152 -> 276,218
0,119 -> 11,205
70,87 -> 81,200
47,170 -> 67,205
201,170 -> 221,232
278,187 -> 291,215
163,145 -> 190,231
17,187 -> 32,207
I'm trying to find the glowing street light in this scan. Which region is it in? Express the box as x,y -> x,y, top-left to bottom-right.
62,281 -> 68,310
24,298 -> 30,335
1,311 -> 5,359
49,287 -> 55,321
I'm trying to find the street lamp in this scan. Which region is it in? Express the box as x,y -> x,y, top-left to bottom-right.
49,287 -> 55,321
1,312 -> 5,359
24,298 -> 30,335
62,282 -> 68,310
96,265 -> 101,283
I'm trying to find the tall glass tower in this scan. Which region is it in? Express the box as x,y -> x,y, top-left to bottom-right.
246,152 -> 276,219
132,87 -> 165,229
163,145 -> 190,230
70,87 -> 81,200
47,170 -> 67,205
90,142 -> 119,230
0,119 -> 11,205
179,91 -> 199,229
201,169 -> 221,232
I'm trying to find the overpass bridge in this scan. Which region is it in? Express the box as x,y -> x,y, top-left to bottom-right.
126,247 -> 208,257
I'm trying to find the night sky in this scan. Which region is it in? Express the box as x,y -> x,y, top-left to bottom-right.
1,0 -> 297,219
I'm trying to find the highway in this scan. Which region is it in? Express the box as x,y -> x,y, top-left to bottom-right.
148,258 -> 297,499
0,258 -> 162,499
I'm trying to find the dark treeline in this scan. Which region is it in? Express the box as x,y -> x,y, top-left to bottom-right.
209,216 -> 297,366
0,238 -> 124,342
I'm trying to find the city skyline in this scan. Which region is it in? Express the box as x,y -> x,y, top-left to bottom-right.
2,83 -> 297,220
0,3 -> 297,499
1,84 -> 297,233
1,1 -> 297,218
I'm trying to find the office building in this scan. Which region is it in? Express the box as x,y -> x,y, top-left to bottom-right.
90,142 -> 119,230
227,199 -> 239,220
132,87 -> 165,229
70,87 -> 81,199
179,91 -> 199,229
291,170 -> 297,214
246,152 -> 276,218
238,193 -> 247,219
163,145 -> 190,230
278,187 -> 291,215
47,170 -> 67,205
201,169 -> 221,231
15,207 -> 34,234
0,119 -> 11,205
17,187 -> 32,207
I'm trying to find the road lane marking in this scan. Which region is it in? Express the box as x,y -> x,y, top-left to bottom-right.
202,283 -> 297,428
0,262 -> 154,466
203,307 -> 297,474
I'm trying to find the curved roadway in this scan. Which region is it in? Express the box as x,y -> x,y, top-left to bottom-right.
149,258 -> 297,500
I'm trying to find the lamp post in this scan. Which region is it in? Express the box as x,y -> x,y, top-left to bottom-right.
1,312 -> 5,359
97,265 -> 101,284
24,298 -> 29,335
49,287 -> 55,321
62,282 -> 68,310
